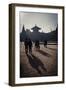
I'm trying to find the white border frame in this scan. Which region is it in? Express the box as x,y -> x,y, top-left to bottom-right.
15,6 -> 63,84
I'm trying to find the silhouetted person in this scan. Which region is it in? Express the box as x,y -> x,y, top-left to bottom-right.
28,38 -> 32,54
24,38 -> 29,54
44,40 -> 47,48
35,40 -> 40,50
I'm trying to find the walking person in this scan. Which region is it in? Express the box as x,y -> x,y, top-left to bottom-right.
35,40 -> 40,50
24,38 -> 29,54
28,38 -> 32,54
44,40 -> 47,48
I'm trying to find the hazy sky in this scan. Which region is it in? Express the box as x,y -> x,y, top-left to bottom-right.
19,12 -> 58,33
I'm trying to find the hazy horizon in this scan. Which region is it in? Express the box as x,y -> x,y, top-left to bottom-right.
19,12 -> 58,33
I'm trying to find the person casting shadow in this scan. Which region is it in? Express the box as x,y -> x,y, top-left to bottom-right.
24,38 -> 29,54
35,40 -> 40,50
44,40 -> 47,48
28,38 -> 32,54
24,38 -> 32,54
27,54 -> 47,74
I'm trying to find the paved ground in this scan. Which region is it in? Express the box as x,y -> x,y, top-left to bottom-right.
20,42 -> 58,78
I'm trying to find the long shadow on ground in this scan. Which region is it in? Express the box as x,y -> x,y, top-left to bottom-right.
47,47 -> 57,51
27,54 -> 47,75
37,49 -> 51,57
20,53 -> 47,78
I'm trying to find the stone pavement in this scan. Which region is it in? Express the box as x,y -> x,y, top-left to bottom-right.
20,42 -> 58,78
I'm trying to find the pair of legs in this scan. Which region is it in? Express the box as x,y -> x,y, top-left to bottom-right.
25,47 -> 32,54
29,47 -> 32,54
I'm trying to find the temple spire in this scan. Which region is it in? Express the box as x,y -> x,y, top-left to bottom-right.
22,25 -> 25,33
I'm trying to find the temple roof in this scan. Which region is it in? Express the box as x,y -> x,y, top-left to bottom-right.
31,25 -> 41,31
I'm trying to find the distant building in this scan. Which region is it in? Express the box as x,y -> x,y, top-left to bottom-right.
31,24 -> 41,32
20,25 -> 58,42
31,25 -> 41,41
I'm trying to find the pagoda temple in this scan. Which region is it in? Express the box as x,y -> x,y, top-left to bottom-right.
31,24 -> 41,32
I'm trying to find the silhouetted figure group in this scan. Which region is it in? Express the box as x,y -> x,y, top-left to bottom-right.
24,38 -> 32,54
24,38 -> 48,54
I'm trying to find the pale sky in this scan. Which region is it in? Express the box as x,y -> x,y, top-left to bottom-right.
19,12 -> 58,33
